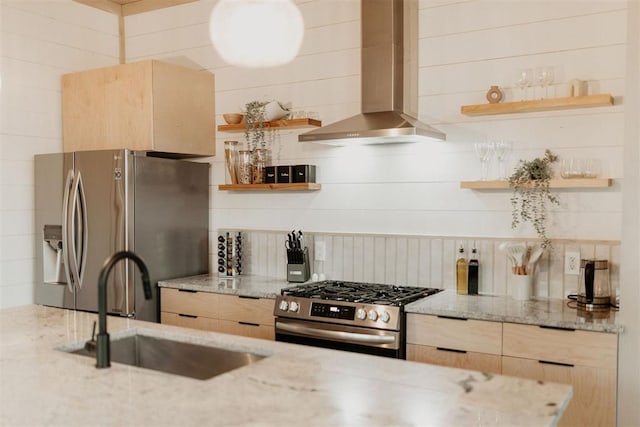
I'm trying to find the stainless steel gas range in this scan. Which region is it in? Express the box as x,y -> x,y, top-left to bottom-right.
274,280 -> 442,359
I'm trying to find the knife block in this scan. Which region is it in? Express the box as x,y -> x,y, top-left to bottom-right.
287,247 -> 310,282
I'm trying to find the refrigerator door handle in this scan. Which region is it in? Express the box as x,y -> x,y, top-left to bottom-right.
61,169 -> 75,294
68,171 -> 81,290
76,172 -> 88,288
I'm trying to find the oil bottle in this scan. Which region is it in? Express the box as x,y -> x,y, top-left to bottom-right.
456,245 -> 468,295
468,246 -> 479,295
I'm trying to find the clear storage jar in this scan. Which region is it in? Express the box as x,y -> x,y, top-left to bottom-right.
252,148 -> 267,184
237,150 -> 252,184
224,141 -> 239,184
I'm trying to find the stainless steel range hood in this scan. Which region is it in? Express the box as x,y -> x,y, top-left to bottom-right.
299,0 -> 445,145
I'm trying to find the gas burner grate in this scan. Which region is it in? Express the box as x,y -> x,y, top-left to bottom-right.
281,280 -> 441,306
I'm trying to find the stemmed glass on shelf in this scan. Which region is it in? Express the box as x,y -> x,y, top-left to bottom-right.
536,66 -> 554,99
515,68 -> 533,101
493,140 -> 513,180
474,142 -> 493,181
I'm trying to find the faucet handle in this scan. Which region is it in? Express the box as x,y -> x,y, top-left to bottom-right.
84,321 -> 97,352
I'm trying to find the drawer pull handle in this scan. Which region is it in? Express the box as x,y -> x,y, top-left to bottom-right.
538,360 -> 574,367
238,295 -> 260,300
178,289 -> 197,293
238,321 -> 260,327
437,315 -> 468,321
436,347 -> 467,354
178,313 -> 198,319
539,325 -> 575,332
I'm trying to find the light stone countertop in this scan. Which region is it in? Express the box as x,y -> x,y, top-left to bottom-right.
405,290 -> 622,333
159,273 -> 292,299
0,305 -> 571,426
159,275 -> 622,333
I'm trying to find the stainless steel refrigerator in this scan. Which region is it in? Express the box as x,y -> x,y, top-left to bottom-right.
35,149 -> 209,322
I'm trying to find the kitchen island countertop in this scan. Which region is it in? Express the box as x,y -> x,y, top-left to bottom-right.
0,305 -> 571,426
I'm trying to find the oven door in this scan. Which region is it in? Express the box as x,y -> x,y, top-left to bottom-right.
275,318 -> 403,359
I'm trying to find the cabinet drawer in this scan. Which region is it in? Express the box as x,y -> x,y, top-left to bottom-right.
502,356 -> 616,427
218,294 -> 275,326
503,323 -> 617,369
217,320 -> 274,340
161,288 -> 218,318
407,344 -> 502,374
406,314 -> 502,355
160,312 -> 217,332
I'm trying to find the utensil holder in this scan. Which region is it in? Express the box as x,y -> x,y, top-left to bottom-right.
510,274 -> 532,301
287,247 -> 310,282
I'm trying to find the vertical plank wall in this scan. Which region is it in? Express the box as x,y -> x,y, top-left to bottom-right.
235,229 -> 619,299
0,1 -> 119,308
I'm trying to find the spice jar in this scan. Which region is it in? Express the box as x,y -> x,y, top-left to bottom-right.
252,148 -> 267,184
237,150 -> 252,184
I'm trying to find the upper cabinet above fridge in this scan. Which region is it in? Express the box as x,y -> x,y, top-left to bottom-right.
62,60 -> 215,158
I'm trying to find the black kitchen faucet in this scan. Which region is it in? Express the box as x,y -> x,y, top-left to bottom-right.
95,251 -> 151,368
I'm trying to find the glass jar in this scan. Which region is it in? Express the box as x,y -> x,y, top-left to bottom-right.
252,148 -> 267,184
237,150 -> 252,184
224,141 -> 239,184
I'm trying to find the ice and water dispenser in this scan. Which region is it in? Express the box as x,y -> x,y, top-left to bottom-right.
42,225 -> 66,284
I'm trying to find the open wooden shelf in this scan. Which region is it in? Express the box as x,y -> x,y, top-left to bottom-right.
460,178 -> 613,189
460,94 -> 614,116
218,183 -> 321,191
218,118 -> 321,132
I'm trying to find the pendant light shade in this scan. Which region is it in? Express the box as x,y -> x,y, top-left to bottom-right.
209,0 -> 304,68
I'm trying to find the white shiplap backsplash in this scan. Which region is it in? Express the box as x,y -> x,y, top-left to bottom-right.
217,229 -> 619,300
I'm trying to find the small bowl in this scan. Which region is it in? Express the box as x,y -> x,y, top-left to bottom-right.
223,113 -> 244,125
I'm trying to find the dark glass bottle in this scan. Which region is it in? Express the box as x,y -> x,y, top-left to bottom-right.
468,247 -> 479,295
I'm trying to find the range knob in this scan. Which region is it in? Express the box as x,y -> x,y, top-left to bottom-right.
356,308 -> 367,320
380,311 -> 391,323
289,301 -> 300,313
278,300 -> 289,311
367,310 -> 378,321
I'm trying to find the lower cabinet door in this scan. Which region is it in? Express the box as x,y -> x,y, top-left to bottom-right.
502,356 -> 616,427
407,344 -> 502,374
217,319 -> 275,340
160,312 -> 217,332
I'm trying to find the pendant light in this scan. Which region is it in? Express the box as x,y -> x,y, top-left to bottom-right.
209,0 -> 304,68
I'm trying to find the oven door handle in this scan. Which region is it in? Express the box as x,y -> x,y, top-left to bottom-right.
276,322 -> 396,345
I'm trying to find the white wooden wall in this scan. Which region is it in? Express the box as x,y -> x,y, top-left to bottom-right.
126,0 -> 626,247
229,229 -> 619,299
0,0 -> 627,307
0,0 -> 119,308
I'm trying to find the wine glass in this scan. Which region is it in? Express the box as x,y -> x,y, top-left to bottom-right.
493,140 -> 512,180
474,142 -> 493,181
515,68 -> 533,101
536,66 -> 554,99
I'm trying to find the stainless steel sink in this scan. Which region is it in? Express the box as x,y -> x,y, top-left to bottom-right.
69,333 -> 267,380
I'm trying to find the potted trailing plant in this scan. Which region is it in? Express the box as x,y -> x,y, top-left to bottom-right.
244,100 -> 267,151
243,100 -> 290,151
509,149 -> 559,248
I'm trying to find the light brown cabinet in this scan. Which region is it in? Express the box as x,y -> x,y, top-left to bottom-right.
406,314 -> 503,374
502,323 -> 617,427
406,314 -> 618,427
62,60 -> 215,157
160,288 -> 275,340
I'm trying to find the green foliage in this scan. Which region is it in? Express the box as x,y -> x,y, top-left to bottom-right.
244,101 -> 267,151
509,149 -> 560,248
